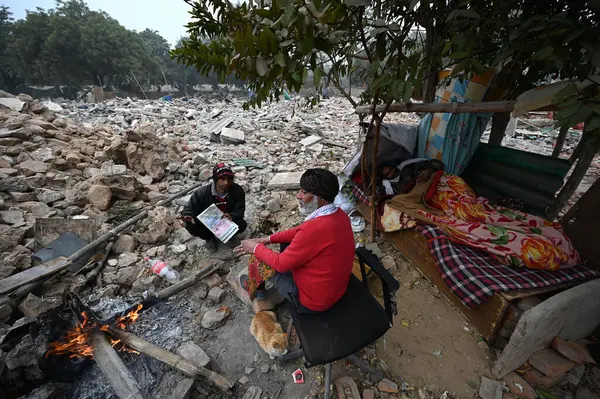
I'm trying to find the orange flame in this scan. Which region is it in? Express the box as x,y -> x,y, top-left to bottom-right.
46,304 -> 143,359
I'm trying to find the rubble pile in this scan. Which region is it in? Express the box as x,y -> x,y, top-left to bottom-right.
0,91 -> 422,398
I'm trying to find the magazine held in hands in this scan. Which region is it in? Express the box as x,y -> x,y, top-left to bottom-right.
197,204 -> 239,243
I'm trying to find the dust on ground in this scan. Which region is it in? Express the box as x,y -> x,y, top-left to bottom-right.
371,239 -> 493,399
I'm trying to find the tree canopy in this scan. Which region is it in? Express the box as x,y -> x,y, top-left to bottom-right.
173,0 -> 600,128
0,0 -> 245,96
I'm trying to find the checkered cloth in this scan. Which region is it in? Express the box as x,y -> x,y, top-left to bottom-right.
417,225 -> 599,308
352,185 -> 370,206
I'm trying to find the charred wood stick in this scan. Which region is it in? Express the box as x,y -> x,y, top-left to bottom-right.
80,241 -> 115,290
100,262 -> 221,325
109,328 -> 234,392
89,330 -> 145,399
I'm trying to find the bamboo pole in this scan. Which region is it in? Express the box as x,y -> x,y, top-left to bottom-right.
355,101 -> 518,114
89,330 -> 145,399
109,328 -> 234,392
153,263 -> 220,301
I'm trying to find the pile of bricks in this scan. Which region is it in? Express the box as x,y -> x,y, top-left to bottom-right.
502,337 -> 596,398
495,297 -> 541,350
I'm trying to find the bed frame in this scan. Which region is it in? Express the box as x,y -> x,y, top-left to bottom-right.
357,202 -> 579,343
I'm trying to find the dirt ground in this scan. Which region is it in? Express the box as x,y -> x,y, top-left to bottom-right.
372,239 -> 493,399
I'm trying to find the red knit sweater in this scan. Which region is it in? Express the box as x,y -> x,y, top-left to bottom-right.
254,209 -> 355,311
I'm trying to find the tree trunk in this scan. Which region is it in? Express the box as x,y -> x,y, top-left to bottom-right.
552,125 -> 570,158
546,131 -> 600,220
423,20 -> 437,103
369,117 -> 382,243
569,131 -> 589,164
489,112 -> 511,146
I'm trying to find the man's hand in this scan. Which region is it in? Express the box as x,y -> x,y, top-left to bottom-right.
233,237 -> 270,255
222,213 -> 232,220
179,215 -> 195,226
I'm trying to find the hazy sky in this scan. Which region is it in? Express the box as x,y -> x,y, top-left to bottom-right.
4,0 -> 193,47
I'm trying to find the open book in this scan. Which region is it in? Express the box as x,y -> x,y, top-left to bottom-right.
196,203 -> 239,243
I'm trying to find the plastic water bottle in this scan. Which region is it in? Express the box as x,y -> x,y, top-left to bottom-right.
144,258 -> 180,283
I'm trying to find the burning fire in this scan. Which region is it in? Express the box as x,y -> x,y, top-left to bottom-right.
46,304 -> 144,359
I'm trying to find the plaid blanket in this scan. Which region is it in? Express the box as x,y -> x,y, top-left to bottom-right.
352,185 -> 371,206
417,225 -> 599,308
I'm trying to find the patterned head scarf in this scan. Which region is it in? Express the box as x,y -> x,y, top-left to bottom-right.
212,162 -> 234,182
300,168 -> 338,203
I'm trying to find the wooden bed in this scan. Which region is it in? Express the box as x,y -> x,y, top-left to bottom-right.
357,202 -> 580,343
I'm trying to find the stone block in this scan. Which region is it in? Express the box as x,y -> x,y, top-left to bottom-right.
220,127 -> 245,144
208,286 -> 226,302
492,279 -> 600,378
478,377 -> 503,399
299,135 -> 323,147
529,349 -> 575,377
551,337 -> 595,364
176,341 -> 211,368
502,372 -> 536,399
226,257 -> 253,309
266,172 -> 304,190
204,273 -> 223,289
242,386 -> 262,399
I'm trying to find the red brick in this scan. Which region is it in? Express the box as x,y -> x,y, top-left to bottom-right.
503,304 -> 523,323
529,348 -> 575,377
522,368 -> 566,389
503,372 -> 537,399
551,337 -> 595,364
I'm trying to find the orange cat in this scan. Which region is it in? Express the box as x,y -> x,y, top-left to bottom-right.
250,311 -> 288,359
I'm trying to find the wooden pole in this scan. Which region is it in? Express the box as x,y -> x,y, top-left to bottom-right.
109,328 -> 234,392
130,69 -> 148,100
89,330 -> 145,399
369,118 -> 381,243
355,101 -> 518,114
154,263 -> 220,301
552,125 -> 570,158
546,128 -> 600,220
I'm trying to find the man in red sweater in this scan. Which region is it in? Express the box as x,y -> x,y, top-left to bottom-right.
235,169 -> 355,313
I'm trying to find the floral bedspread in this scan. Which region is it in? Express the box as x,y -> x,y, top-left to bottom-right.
384,174 -> 580,271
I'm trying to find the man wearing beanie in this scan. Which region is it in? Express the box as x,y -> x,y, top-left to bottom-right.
181,162 -> 247,252
235,168 -> 354,312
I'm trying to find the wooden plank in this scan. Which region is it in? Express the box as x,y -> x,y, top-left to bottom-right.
0,257 -> 70,295
89,330 -> 145,399
354,101 -> 556,114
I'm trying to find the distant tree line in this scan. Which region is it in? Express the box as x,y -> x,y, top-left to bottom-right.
0,0 -> 245,97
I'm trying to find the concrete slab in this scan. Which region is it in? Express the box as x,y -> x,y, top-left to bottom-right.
492,279 -> 600,378
299,135 -> 323,147
266,172 -> 303,190
0,98 -> 25,112
221,127 -> 245,144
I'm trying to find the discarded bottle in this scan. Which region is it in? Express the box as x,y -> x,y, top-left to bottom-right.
144,258 -> 180,283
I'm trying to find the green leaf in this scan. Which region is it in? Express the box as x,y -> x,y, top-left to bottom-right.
256,57 -> 268,76
369,60 -> 381,77
299,30 -> 314,55
531,46 -> 553,61
274,52 -> 286,67
313,67 -> 321,87
402,81 -> 413,103
552,83 -> 578,104
585,115 -> 600,131
447,9 -> 481,21
530,227 -> 542,235
246,25 -> 256,56
442,41 -> 452,55
258,30 -> 271,54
